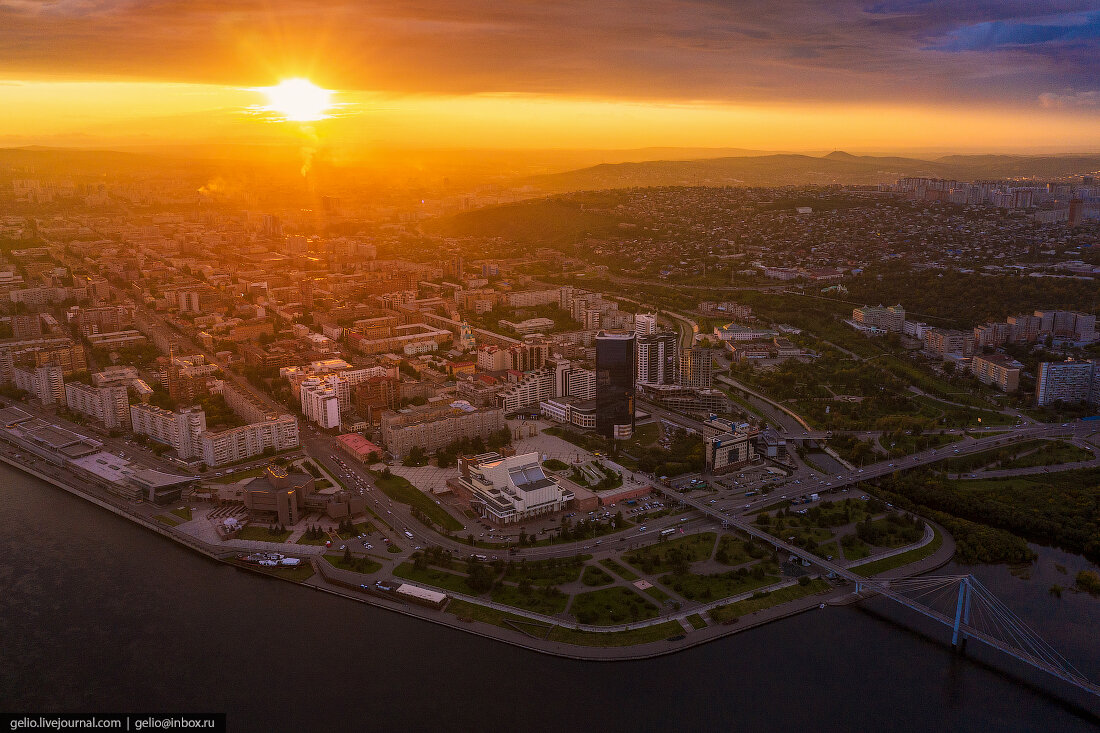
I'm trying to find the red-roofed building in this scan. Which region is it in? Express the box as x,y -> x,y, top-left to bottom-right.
336,433 -> 384,463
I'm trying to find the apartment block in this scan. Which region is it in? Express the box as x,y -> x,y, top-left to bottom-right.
971,354 -> 1022,393
200,415 -> 300,467
381,400 -> 505,459
64,381 -> 130,429
130,404 -> 207,459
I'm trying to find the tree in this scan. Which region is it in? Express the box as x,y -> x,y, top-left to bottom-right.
343,545 -> 352,564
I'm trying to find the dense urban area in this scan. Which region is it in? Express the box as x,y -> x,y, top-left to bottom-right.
2,150 -> 1099,660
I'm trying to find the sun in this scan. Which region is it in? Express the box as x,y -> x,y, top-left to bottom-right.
259,79 -> 332,122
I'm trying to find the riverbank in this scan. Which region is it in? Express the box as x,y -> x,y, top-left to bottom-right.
0,449 -> 954,661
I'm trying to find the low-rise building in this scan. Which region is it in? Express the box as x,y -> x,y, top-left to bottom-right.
702,417 -> 759,473
335,433 -> 384,463
451,452 -> 574,525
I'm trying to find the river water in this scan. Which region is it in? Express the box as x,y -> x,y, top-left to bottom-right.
1,464 -> 1098,732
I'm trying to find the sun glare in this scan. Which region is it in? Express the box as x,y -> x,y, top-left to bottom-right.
259,78 -> 332,122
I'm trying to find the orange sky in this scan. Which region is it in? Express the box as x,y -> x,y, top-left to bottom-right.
2,1 -> 1099,152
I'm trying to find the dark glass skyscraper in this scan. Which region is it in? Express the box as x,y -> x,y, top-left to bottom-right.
595,331 -> 635,439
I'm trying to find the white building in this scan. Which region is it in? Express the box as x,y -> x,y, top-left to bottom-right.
457,452 -> 574,525
129,404 -> 207,459
300,377 -> 341,429
64,382 -> 129,429
14,363 -> 63,404
200,415 -> 300,466
634,313 -> 658,336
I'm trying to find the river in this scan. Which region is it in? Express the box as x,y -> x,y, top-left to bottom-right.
1,464 -> 1098,732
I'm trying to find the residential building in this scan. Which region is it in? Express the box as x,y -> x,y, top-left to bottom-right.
636,332 -> 679,386
14,363 -> 64,404
129,404 -> 207,459
64,381 -> 130,429
971,354 -> 1023,393
634,313 -> 658,336
300,376 -> 341,429
1035,359 -> 1100,406
380,400 -> 505,460
924,328 -> 974,359
680,346 -> 715,388
200,415 -> 299,467
852,304 -> 906,332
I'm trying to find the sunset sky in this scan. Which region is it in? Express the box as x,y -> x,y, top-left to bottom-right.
2,0 -> 1100,151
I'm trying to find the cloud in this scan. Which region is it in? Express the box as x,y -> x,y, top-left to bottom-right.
1039,89 -> 1100,108
930,10 -> 1100,51
0,0 -> 1097,107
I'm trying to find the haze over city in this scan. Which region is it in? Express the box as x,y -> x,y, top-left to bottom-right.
2,3 -> 1100,733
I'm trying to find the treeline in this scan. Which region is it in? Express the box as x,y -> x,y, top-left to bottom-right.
636,430 -> 704,476
843,270 -> 1100,328
872,471 -> 1064,564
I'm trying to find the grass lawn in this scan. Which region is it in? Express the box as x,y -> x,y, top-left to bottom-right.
840,534 -> 871,561
237,525 -> 293,543
545,621 -> 684,647
624,532 -> 717,574
448,599 -> 543,629
644,585 -> 672,603
210,466 -> 269,483
582,565 -> 615,586
709,579 -> 831,623
853,527 -> 943,577
154,514 -> 180,527
296,533 -> 330,546
570,586 -> 661,625
169,506 -> 192,522
491,584 -> 569,614
686,613 -> 707,630
999,441 -> 1094,469
373,473 -> 463,532
814,540 -> 841,560
715,535 -> 764,566
503,559 -> 584,587
660,569 -> 778,602
393,562 -> 479,594
600,558 -> 639,581
323,554 -> 383,574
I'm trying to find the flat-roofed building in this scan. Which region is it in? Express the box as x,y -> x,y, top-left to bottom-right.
130,403 -> 207,459
702,417 -> 760,474
1035,359 -> 1099,406
971,353 -> 1023,393
300,376 -> 341,429
452,452 -> 573,525
241,464 -> 314,526
65,381 -> 130,429
14,363 -> 63,404
200,415 -> 299,467
381,400 -> 505,460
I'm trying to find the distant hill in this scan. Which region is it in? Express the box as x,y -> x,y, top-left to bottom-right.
524,151 -> 1100,192
422,197 -> 625,249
